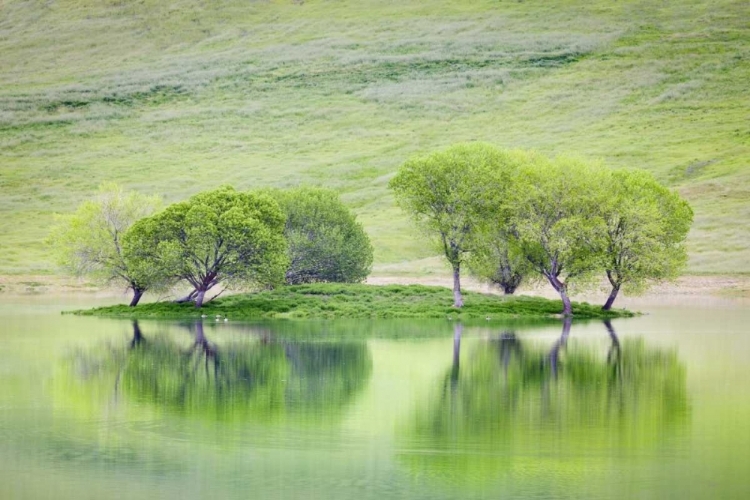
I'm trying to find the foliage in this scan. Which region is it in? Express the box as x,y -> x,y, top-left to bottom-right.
73,283 -> 634,320
47,183 -> 163,305
122,186 -> 288,307
601,169 -> 693,308
270,186 -> 373,284
467,225 -> 536,295
507,155 -> 612,314
389,143 -> 521,306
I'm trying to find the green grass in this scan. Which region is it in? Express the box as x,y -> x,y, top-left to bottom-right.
1,0 -> 748,275
71,283 -> 633,320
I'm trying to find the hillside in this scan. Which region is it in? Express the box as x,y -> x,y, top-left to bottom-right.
1,0 -> 748,276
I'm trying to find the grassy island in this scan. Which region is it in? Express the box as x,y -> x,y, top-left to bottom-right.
73,284 -> 634,321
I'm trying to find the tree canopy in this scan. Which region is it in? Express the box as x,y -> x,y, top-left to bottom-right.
506,155 -> 612,315
122,186 -> 288,307
466,226 -> 533,295
389,143 -> 520,307
47,183 -> 164,306
390,144 -> 692,315
271,186 -> 373,284
600,169 -> 693,309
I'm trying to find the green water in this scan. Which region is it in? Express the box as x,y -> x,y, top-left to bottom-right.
1,298 -> 749,499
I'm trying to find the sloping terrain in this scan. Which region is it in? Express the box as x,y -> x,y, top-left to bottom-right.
1,0 -> 748,275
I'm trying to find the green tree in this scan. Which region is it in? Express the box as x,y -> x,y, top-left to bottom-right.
600,169 -> 693,310
389,143 -> 518,307
122,186 -> 288,308
467,226 -> 534,295
47,183 -> 163,306
271,186 -> 373,284
508,155 -> 611,315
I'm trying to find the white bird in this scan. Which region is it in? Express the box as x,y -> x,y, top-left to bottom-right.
224,318 -> 228,322
201,314 -> 207,318
215,318 -> 220,322
485,316 -> 491,321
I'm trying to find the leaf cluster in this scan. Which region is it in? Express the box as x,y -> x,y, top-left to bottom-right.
47,182 -> 163,292
268,186 -> 374,284
389,142 -> 522,268
603,169 -> 693,294
391,142 -> 693,308
122,186 -> 289,294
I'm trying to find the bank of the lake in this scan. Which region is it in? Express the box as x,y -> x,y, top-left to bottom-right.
72,283 -> 633,320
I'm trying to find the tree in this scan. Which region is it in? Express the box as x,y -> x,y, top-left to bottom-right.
389,143 -> 518,307
270,186 -> 373,284
600,169 -> 692,310
508,155 -> 611,315
47,183 -> 163,306
122,186 -> 288,308
466,225 -> 534,295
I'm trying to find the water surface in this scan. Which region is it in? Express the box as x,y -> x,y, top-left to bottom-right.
1,298 -> 749,499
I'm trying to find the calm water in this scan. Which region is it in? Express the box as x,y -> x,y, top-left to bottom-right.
1,297 -> 749,499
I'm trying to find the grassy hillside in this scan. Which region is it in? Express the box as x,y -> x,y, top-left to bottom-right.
1,0 -> 748,276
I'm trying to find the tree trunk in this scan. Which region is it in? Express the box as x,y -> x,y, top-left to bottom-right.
602,284 -> 620,310
545,274 -> 572,316
129,288 -> 144,307
452,264 -> 464,308
559,287 -> 572,316
194,289 -> 206,308
175,289 -> 198,303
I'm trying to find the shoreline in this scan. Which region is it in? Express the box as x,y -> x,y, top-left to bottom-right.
67,284 -> 633,321
1,273 -> 748,309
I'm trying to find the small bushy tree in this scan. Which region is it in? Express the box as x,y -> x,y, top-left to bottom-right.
122,186 -> 288,307
600,169 -> 692,309
47,183 -> 164,306
272,186 -> 373,284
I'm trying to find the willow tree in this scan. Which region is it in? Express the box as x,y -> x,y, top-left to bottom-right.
123,186 -> 288,307
269,186 -> 373,284
508,155 -> 611,315
600,169 -> 693,309
47,183 -> 164,306
389,143 -> 518,307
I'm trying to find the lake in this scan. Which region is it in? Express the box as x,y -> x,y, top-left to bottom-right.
1,296 -> 749,499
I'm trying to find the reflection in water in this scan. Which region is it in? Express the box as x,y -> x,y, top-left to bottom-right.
402,320 -> 690,485
68,321 -> 372,422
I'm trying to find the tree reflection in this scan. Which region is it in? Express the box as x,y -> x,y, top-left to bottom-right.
69,320 -> 372,422
402,320 -> 689,484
